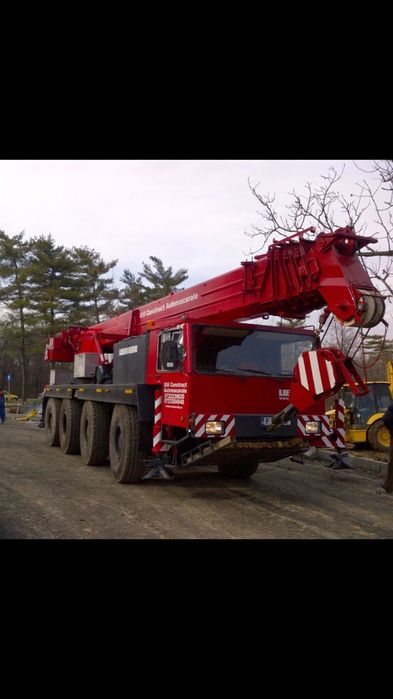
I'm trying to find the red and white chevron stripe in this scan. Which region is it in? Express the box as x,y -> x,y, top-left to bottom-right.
194,413 -> 236,439
297,350 -> 337,397
152,389 -> 171,453
333,397 -> 346,447
297,414 -> 346,449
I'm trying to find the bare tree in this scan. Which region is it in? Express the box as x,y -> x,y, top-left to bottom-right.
246,161 -> 393,301
349,160 -> 393,298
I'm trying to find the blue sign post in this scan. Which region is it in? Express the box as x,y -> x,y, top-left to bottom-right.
6,373 -> 12,393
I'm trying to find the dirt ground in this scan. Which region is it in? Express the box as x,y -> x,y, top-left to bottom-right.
1,419 -> 392,539
350,446 -> 389,462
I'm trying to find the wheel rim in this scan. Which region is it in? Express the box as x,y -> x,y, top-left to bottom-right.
378,425 -> 390,448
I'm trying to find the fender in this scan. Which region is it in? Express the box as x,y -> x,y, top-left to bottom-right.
366,412 -> 385,427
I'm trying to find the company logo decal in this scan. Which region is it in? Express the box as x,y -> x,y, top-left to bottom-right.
140,292 -> 199,319
279,388 -> 290,400
119,345 -> 138,356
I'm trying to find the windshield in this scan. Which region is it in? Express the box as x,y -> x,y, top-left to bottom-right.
342,384 -> 392,413
373,384 -> 392,412
193,325 -> 315,376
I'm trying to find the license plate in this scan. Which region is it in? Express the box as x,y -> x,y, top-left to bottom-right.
262,416 -> 291,426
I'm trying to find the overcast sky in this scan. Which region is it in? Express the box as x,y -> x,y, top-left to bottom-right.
0,159 -> 388,333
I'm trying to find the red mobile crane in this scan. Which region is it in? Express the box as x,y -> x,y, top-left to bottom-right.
42,226 -> 385,482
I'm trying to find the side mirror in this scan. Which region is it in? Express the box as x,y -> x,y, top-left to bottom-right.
162,340 -> 182,370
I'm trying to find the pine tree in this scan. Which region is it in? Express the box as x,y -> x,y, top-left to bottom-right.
360,334 -> 393,380
118,269 -> 146,311
69,247 -> 118,324
119,258 -> 189,310
139,256 -> 188,302
0,231 -> 31,400
27,235 -> 76,335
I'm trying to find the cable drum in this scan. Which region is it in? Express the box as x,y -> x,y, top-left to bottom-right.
335,289 -> 385,328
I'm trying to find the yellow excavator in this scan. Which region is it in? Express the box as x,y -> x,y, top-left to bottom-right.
327,361 -> 393,452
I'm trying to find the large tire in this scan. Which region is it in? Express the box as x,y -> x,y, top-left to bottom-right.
80,401 -> 110,465
367,419 -> 390,452
59,399 -> 82,454
217,463 -> 259,479
44,398 -> 61,447
109,405 -> 147,483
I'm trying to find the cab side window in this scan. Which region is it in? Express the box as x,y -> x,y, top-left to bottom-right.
158,328 -> 185,372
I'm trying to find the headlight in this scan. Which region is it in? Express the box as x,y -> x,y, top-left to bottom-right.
205,420 -> 225,436
305,420 -> 321,435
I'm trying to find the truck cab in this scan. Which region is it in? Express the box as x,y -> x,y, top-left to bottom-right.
147,321 -> 325,452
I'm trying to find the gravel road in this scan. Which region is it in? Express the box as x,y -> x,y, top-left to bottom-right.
1,420 -> 392,539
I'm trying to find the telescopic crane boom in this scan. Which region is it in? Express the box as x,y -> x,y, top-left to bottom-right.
46,227 -> 384,367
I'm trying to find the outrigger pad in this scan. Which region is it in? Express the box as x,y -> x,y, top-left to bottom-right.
291,447 -> 353,470
142,460 -> 176,480
290,450 -> 308,464
325,452 -> 353,470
